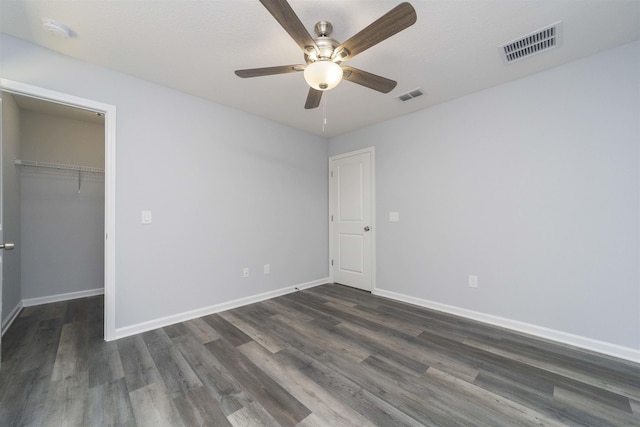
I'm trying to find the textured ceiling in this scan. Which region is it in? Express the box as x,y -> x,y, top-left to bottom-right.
1,0 -> 639,137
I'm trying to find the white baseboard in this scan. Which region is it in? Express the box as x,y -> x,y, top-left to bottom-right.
1,300 -> 24,337
114,277 -> 329,340
22,288 -> 104,307
373,288 -> 640,364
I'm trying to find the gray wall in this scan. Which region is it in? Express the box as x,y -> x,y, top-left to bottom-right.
20,110 -> 105,299
0,34 -> 329,329
20,110 -> 104,166
1,93 -> 22,326
330,41 -> 640,350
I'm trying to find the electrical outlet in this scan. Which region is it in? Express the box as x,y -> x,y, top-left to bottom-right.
469,275 -> 478,288
263,264 -> 270,275
243,267 -> 249,278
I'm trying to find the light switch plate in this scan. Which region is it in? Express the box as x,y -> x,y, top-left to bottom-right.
141,210 -> 152,224
389,211 -> 399,222
264,264 -> 270,275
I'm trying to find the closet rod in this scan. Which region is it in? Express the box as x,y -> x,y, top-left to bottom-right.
14,159 -> 104,174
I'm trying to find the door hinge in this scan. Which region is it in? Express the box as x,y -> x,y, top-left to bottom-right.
330,170 -> 333,178
331,215 -> 333,222
331,260 -> 334,266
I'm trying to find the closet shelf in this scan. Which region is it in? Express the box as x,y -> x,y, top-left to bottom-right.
15,159 -> 104,193
15,159 -> 104,174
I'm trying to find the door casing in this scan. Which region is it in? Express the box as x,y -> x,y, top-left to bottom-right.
0,79 -> 117,341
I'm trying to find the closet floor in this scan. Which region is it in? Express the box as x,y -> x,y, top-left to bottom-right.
1,283 -> 639,426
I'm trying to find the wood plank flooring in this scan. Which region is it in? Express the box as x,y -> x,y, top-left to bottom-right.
1,283 -> 639,426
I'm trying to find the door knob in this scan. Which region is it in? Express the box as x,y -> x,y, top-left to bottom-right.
364,226 -> 370,232
0,242 -> 15,250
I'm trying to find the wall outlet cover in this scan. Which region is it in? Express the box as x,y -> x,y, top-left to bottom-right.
141,210 -> 152,224
469,275 -> 478,288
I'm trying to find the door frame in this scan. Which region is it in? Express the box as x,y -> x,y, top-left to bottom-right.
328,147 -> 376,292
0,78 -> 117,341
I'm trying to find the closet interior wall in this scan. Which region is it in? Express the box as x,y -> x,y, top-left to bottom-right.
18,104 -> 105,300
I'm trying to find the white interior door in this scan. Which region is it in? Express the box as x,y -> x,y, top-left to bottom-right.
330,149 -> 373,291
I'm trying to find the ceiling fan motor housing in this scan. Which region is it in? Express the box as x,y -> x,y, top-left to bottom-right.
305,21 -> 341,63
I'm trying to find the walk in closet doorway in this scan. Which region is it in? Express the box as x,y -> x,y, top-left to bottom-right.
1,82 -> 116,344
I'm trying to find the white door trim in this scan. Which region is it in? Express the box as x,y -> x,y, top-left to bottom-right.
329,147 -> 376,292
0,78 -> 117,341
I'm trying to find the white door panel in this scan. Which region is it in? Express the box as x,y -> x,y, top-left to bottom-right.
338,234 -> 364,273
330,150 -> 373,291
338,162 -> 364,221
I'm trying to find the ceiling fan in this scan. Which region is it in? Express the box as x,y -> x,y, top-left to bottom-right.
235,0 -> 417,109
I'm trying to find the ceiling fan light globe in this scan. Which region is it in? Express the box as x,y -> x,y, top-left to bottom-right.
304,60 -> 343,91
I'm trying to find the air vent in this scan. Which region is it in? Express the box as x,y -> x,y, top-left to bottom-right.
397,88 -> 424,102
500,21 -> 562,64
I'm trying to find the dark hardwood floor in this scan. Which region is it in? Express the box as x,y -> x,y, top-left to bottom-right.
1,283 -> 639,426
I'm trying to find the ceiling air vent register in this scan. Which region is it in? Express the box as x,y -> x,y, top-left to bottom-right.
500,21 -> 562,63
397,89 -> 424,102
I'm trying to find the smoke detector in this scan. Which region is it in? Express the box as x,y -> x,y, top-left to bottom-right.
41,19 -> 72,38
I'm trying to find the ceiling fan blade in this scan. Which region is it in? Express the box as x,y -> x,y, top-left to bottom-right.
305,88 -> 322,109
333,2 -> 417,61
342,66 -> 397,93
259,0 -> 318,54
235,65 -> 305,78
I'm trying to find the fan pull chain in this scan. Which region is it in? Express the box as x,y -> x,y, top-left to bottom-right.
322,94 -> 327,133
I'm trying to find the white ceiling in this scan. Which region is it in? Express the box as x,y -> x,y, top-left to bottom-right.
1,0 -> 639,137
